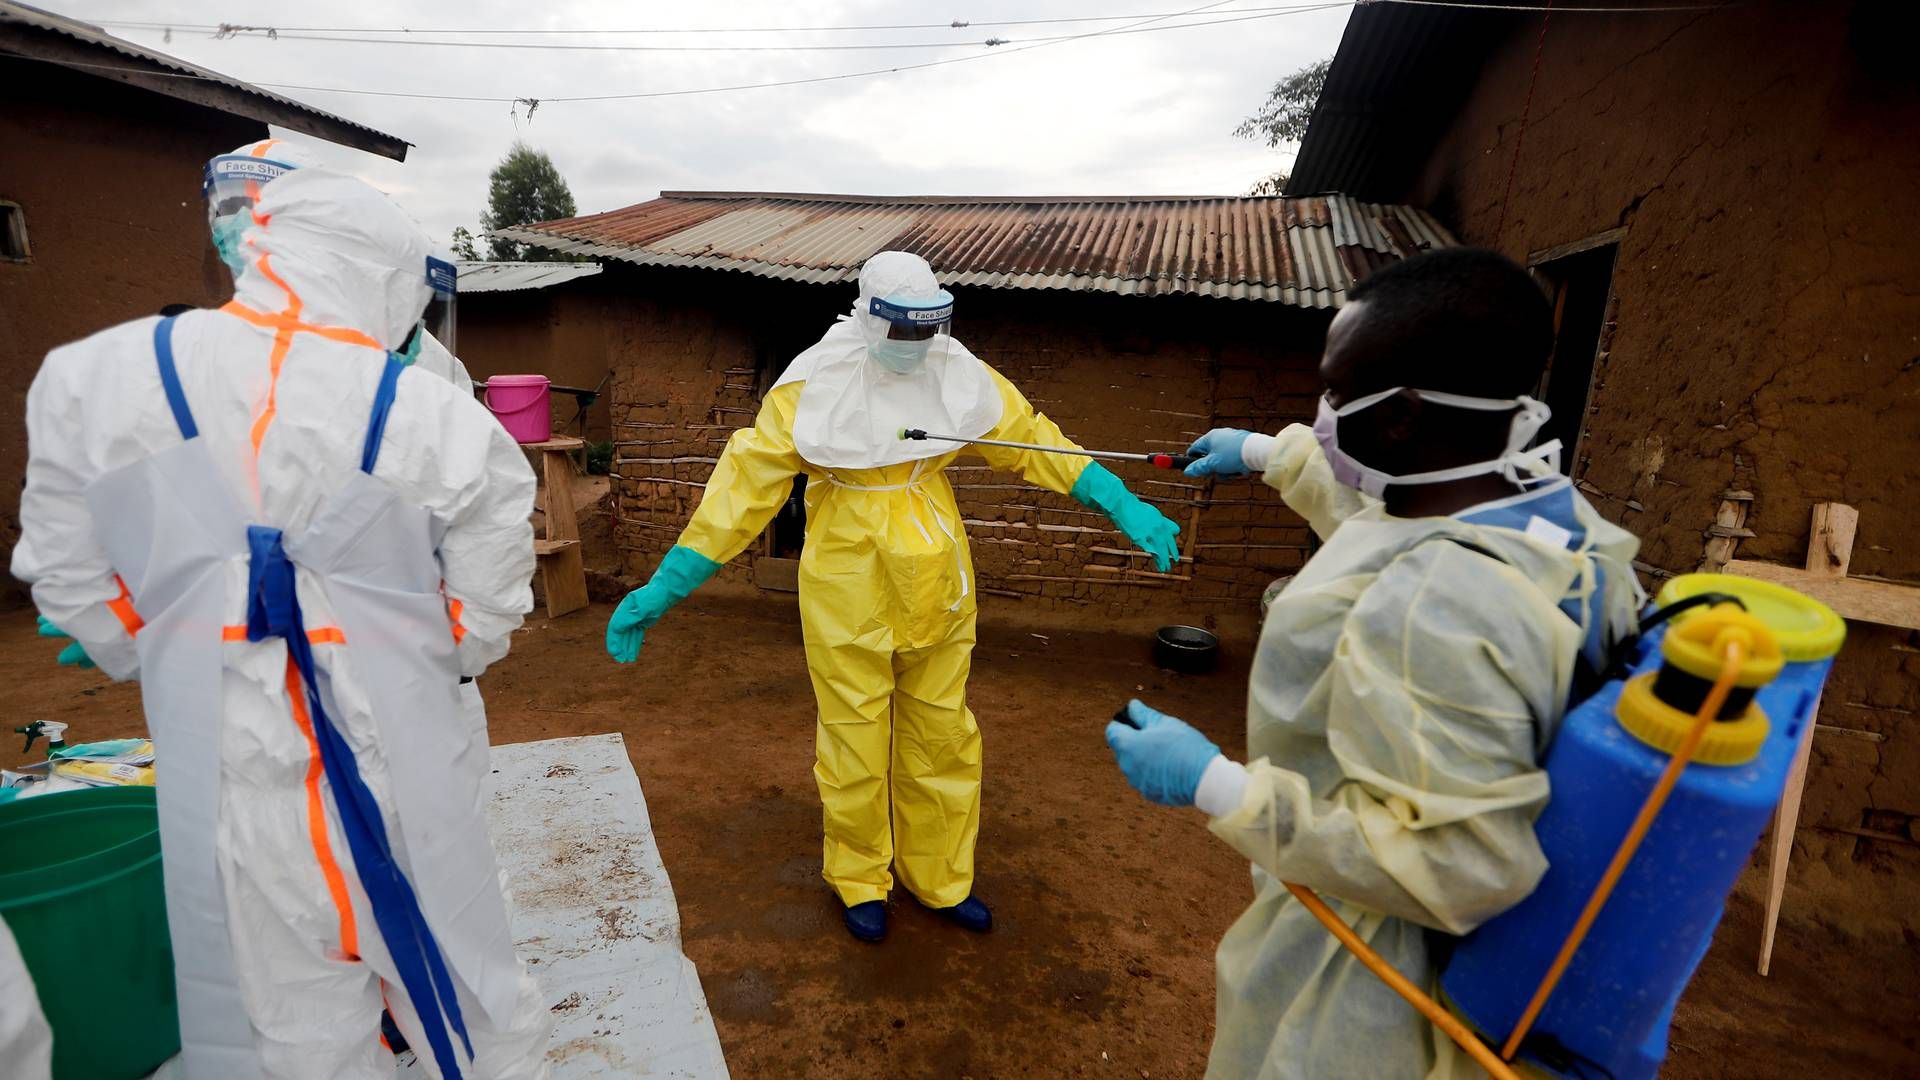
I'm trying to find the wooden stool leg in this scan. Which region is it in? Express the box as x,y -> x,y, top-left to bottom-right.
542,543 -> 589,618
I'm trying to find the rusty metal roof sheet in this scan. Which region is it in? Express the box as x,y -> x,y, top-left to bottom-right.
0,1 -> 408,160
494,191 -> 1455,308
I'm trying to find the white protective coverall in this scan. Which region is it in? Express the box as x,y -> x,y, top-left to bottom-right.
12,169 -> 550,1080
0,920 -> 52,1080
412,328 -> 476,397
1203,425 -> 1643,1079
210,138 -> 482,729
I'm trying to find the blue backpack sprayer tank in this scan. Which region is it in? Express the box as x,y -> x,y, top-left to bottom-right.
1439,573 -> 1847,1077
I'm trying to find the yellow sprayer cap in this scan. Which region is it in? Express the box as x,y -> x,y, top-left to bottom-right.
1659,606 -> 1785,687
1615,674 -> 1769,765
1655,573 -> 1846,663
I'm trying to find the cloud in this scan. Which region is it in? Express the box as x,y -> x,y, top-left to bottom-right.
66,0 -> 1348,239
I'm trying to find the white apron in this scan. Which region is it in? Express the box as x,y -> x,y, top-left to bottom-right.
84,316 -> 520,1078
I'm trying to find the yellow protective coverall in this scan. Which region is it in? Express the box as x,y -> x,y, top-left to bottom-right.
675,372 -> 1092,907
1206,425 -> 1643,1079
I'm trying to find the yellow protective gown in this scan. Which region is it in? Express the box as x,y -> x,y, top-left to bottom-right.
1205,425 -> 1642,1079
676,370 -> 1091,907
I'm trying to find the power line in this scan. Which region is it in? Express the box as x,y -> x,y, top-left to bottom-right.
71,2 -> 1342,105
61,0 -> 1725,109
90,0 -> 1734,42
132,5 -> 1343,55
90,4 -> 1337,38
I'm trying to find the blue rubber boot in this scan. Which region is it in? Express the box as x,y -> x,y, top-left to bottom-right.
925,895 -> 993,933
844,901 -> 888,943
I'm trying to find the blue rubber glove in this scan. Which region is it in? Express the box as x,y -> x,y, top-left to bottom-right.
605,545 -> 722,663
1069,463 -> 1181,572
1184,428 -> 1255,478
37,614 -> 94,669
1104,699 -> 1221,808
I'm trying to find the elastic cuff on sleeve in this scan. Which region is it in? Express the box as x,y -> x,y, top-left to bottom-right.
1194,755 -> 1250,817
1240,433 -> 1278,473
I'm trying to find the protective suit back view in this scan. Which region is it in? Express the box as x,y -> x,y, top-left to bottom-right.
13,169 -> 550,1079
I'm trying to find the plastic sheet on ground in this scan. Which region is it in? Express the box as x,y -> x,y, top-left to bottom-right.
478,733 -> 728,1079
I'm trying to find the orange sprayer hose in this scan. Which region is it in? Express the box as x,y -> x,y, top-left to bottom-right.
1283,882 -> 1522,1080
1499,639 -> 1748,1061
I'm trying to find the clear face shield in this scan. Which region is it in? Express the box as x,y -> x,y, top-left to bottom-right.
203,154 -> 301,276
403,257 -> 459,362
862,292 -> 954,375
425,255 -> 458,354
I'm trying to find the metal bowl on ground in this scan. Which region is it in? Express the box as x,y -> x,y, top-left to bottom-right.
1154,625 -> 1219,674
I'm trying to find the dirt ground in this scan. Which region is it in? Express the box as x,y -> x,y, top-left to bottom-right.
2,595 -> 1914,1078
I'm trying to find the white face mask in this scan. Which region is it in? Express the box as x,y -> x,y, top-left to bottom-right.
1312,386 -> 1560,499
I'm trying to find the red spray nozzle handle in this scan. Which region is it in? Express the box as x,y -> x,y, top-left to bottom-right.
1150,453 -> 1200,470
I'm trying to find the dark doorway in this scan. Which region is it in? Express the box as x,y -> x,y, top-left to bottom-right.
1532,241 -> 1618,475
750,297 -> 827,564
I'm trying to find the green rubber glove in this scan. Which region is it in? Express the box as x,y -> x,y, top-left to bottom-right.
605,546 -> 722,663
38,614 -> 95,670
1070,463 -> 1181,572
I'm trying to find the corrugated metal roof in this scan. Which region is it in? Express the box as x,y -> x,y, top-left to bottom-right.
0,1 -> 408,160
495,191 -> 1456,308
457,260 -> 603,294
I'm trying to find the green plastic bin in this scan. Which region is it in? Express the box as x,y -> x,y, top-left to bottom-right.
0,786 -> 179,1079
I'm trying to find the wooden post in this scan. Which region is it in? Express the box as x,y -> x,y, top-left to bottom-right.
1699,490 -> 1753,572
1756,502 -> 1854,976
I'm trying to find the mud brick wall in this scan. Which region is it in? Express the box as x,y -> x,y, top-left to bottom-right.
1405,1 -> 1920,931
598,266 -> 1331,618
0,61 -> 264,607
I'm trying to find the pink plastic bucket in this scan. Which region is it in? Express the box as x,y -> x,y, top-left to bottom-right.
485,375 -> 552,443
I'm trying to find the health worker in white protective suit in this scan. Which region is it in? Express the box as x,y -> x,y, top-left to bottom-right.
38,140 -> 478,701
1106,248 -> 1645,1079
12,168 -> 552,1080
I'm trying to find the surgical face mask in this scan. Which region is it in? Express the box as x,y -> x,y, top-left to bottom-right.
870,336 -> 934,374
1313,387 -> 1559,498
211,213 -> 251,279
399,324 -> 424,365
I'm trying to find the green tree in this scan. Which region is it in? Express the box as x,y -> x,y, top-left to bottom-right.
477,142 -> 580,261
450,226 -> 481,262
1234,57 -> 1330,196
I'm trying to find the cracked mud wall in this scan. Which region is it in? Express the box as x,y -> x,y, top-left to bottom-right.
1408,2 -> 1920,933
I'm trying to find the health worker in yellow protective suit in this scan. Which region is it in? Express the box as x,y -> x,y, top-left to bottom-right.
607,251 -> 1182,942
1107,249 -> 1644,1078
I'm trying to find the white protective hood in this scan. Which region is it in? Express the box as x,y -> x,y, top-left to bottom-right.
230,168 -> 437,352
775,252 -> 1002,470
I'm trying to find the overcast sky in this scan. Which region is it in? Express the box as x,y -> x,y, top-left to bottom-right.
66,1 -> 1350,248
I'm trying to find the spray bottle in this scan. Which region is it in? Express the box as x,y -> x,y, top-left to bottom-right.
13,721 -> 69,758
